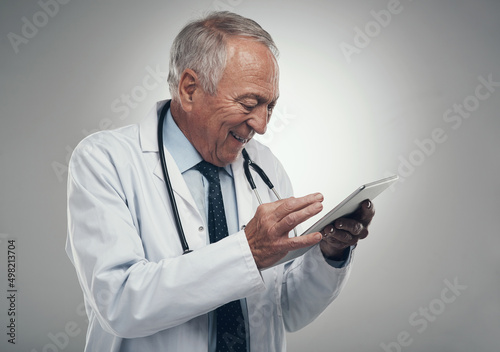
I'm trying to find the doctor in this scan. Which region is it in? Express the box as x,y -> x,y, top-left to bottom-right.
66,11 -> 375,352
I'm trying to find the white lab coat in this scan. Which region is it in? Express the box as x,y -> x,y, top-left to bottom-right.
66,101 -> 352,352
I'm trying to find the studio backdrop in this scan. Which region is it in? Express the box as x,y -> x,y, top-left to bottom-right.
0,0 -> 499,351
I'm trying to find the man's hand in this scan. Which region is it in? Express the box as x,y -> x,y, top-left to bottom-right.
245,193 -> 324,269
320,199 -> 375,260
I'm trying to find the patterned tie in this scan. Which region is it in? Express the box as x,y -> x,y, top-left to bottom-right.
195,161 -> 247,352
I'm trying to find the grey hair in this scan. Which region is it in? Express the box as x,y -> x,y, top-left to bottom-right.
167,11 -> 279,101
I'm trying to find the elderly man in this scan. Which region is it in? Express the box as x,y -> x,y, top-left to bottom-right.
66,11 -> 374,352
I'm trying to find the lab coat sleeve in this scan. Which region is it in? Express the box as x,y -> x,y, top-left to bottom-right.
280,245 -> 352,332
66,134 -> 265,338
268,153 -> 353,332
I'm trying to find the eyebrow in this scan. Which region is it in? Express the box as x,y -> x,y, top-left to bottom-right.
237,93 -> 280,105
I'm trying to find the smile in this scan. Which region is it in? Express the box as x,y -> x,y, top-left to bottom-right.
230,131 -> 249,144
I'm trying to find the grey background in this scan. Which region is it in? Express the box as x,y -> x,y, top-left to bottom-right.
1,0 -> 499,351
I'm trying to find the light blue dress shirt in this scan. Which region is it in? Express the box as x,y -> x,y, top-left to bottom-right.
162,108 -> 249,351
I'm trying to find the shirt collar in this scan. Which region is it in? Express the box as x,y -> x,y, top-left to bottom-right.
163,107 -> 233,177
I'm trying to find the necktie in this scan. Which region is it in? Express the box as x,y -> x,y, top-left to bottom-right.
195,161 -> 248,352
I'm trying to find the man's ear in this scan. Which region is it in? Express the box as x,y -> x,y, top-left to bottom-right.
177,69 -> 198,112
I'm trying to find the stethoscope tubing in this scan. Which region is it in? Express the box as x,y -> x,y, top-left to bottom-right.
157,102 -> 192,254
157,101 -> 296,255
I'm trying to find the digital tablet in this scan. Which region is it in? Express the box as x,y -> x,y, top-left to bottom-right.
269,175 -> 399,268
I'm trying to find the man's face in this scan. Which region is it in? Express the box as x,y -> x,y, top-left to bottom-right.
181,37 -> 280,167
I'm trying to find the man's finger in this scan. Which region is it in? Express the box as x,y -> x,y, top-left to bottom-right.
273,200 -> 323,235
322,225 -> 357,245
322,236 -> 356,250
334,218 -> 364,236
283,231 -> 323,252
273,193 -> 324,220
349,199 -> 375,227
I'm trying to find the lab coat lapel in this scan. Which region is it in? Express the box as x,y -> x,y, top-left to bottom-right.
152,148 -> 197,210
139,100 -> 199,216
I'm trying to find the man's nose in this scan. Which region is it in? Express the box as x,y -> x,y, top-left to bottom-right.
246,106 -> 269,135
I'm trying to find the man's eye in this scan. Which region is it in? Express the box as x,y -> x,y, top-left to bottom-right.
241,103 -> 256,111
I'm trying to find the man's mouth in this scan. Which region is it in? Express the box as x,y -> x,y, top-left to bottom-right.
230,131 -> 250,144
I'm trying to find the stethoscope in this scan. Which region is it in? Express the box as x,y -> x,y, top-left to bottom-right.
157,101 -> 296,255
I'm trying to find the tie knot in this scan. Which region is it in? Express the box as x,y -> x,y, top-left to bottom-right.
195,160 -> 221,184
